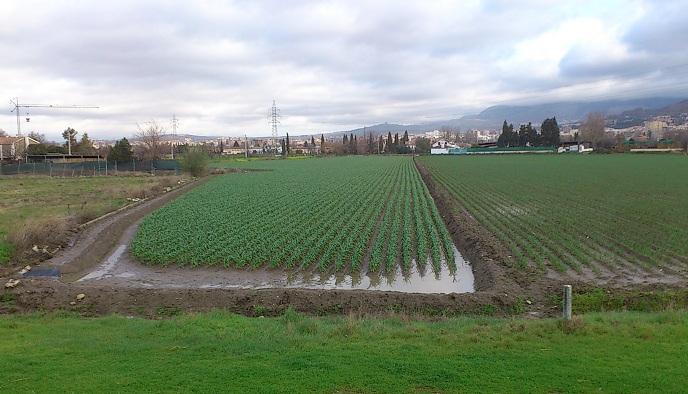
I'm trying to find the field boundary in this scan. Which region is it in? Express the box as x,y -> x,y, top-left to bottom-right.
413,157 -> 519,293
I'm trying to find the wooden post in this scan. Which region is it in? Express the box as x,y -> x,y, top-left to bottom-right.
563,285 -> 572,320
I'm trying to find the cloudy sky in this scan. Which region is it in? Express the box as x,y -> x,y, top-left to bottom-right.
1,0 -> 687,140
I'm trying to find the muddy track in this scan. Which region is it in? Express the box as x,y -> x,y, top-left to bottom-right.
46,178 -> 210,278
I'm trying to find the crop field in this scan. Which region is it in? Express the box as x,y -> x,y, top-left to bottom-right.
132,156 -> 455,274
419,154 -> 688,272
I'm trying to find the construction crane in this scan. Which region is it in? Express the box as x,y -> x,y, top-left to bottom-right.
9,98 -> 99,139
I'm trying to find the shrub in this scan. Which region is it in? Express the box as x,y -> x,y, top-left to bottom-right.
179,149 -> 209,177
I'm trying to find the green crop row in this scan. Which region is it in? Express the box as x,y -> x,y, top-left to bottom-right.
419,154 -> 688,273
131,156 -> 456,274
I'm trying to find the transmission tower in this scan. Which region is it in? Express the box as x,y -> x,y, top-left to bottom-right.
9,98 -> 99,137
270,99 -> 280,153
171,114 -> 179,159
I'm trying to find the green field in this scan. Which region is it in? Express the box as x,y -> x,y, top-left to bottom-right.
0,175 -> 183,265
132,156 -> 455,273
0,310 -> 686,392
419,154 -> 688,271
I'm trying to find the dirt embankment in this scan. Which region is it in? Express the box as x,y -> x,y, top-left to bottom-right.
1,279 -> 514,317
414,158 -> 522,292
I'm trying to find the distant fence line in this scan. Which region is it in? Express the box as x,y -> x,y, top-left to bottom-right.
0,159 -> 181,177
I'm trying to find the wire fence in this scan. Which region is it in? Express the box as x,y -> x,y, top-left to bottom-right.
0,159 -> 181,177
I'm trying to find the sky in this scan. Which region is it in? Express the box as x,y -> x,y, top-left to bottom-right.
1,0 -> 687,140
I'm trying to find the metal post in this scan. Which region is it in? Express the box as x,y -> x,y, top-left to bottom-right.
563,285 -> 572,320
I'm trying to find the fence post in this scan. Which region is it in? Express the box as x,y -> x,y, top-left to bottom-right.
563,285 -> 572,320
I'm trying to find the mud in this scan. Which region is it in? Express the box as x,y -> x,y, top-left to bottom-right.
76,231 -> 474,294
0,279 -> 507,317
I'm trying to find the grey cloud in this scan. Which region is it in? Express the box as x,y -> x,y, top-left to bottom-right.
0,0 -> 686,140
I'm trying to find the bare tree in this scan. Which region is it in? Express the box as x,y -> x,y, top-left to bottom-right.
135,120 -> 165,160
28,131 -> 46,143
665,130 -> 688,153
580,112 -> 609,150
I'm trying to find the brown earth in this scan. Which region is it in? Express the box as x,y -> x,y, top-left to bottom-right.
1,160 -> 685,318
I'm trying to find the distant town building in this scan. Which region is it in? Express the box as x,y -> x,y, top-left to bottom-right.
0,135 -> 40,161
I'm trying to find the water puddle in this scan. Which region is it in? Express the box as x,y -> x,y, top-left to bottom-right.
199,246 -> 475,294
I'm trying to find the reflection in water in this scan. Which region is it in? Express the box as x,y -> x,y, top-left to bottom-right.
273,245 -> 473,294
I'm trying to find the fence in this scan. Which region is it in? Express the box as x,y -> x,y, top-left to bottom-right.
0,159 -> 181,177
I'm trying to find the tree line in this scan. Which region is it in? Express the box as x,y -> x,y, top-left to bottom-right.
496,117 -> 561,147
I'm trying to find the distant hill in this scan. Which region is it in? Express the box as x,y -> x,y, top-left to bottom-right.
447,97 -> 681,130
160,97 -> 687,140
609,99 -> 688,128
327,97 -> 684,136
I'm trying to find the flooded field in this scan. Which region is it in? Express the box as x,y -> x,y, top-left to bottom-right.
76,240 -> 475,294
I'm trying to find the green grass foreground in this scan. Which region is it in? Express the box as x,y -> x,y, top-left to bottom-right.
1,310 -> 686,392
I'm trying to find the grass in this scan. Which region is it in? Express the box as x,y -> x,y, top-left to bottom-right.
0,175 -> 184,264
209,154 -> 315,169
0,310 -> 686,392
419,154 -> 688,272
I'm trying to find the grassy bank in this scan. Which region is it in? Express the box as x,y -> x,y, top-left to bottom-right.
0,175 -> 184,264
1,310 -> 686,392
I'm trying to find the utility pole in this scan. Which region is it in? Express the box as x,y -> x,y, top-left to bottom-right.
9,98 -> 99,137
66,128 -> 77,155
270,99 -> 280,154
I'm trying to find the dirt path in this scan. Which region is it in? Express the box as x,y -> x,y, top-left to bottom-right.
46,177 -> 209,278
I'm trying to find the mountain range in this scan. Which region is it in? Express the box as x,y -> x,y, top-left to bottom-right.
140,96 -> 687,141
325,97 -> 684,137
